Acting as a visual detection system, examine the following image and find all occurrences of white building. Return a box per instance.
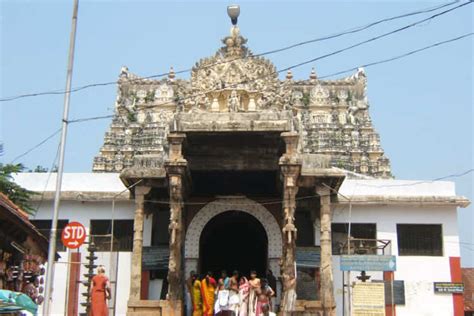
[14,172,469,316]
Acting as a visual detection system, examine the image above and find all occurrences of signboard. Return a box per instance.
[340,255,396,271]
[142,246,170,270]
[373,280,406,305]
[61,221,86,249]
[352,282,385,316]
[434,282,464,294]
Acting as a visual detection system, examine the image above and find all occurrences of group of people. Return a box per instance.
[187,270,277,316]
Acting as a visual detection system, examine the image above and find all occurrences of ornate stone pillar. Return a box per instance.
[316,185,336,316]
[164,133,187,310]
[129,185,151,302]
[279,132,301,314]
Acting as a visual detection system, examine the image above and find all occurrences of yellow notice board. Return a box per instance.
[353,282,385,316]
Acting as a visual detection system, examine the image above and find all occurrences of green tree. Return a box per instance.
[0,163,37,215]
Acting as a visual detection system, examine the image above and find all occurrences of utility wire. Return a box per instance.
[69,114,114,123]
[278,1,472,73]
[21,167,471,208]
[139,166,472,206]
[6,3,472,163]
[9,31,472,164]
[58,31,473,125]
[10,128,61,163]
[121,2,474,108]
[319,32,474,79]
[256,0,460,57]
[34,143,61,214]
[0,0,466,103]
[355,169,473,188]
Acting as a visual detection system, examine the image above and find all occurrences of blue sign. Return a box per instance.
[340,255,396,271]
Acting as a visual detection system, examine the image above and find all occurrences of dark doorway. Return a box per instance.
[199,211,268,278]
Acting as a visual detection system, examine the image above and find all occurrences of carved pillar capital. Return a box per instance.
[280,132,300,165]
[315,185,330,197]
[135,185,151,201]
[281,131,299,156]
[167,133,186,161]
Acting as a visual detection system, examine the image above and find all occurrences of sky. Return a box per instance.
[1,0,472,266]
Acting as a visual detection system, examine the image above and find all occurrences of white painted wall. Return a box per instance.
[14,173,464,316]
[31,199,136,316]
[330,204,460,316]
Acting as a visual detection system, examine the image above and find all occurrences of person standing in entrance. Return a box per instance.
[248,270,261,316]
[219,270,230,289]
[255,278,275,316]
[238,276,250,316]
[186,270,196,316]
[228,271,241,314]
[265,270,277,311]
[192,273,203,316]
[201,271,217,316]
[90,265,111,316]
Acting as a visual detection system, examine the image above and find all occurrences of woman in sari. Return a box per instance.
[238,276,250,316]
[192,274,203,316]
[201,272,217,316]
[228,271,241,314]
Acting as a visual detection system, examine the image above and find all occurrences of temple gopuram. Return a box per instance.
[92,5,392,316]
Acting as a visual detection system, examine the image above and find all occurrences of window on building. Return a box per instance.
[331,223,377,255]
[397,224,443,256]
[30,220,69,252]
[90,220,133,251]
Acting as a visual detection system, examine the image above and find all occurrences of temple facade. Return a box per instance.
[90,9,395,316]
[13,6,470,316]
[90,10,393,315]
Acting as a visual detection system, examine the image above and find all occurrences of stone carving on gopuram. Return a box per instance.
[93,18,392,179]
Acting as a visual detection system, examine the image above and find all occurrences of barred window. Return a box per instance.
[332,223,377,255]
[90,220,133,251]
[30,220,69,252]
[397,224,442,256]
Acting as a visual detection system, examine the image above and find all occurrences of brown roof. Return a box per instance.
[0,192,50,258]
[463,268,474,311]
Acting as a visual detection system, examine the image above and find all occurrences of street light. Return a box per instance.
[227,5,240,25]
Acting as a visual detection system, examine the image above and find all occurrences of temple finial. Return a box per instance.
[168,66,175,81]
[310,67,318,81]
[227,5,240,26]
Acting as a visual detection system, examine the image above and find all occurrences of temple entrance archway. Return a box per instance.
[184,197,282,279]
[200,211,267,276]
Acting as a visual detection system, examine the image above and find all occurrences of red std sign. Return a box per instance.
[61,221,87,249]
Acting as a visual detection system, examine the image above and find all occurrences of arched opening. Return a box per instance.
[199,210,268,277]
